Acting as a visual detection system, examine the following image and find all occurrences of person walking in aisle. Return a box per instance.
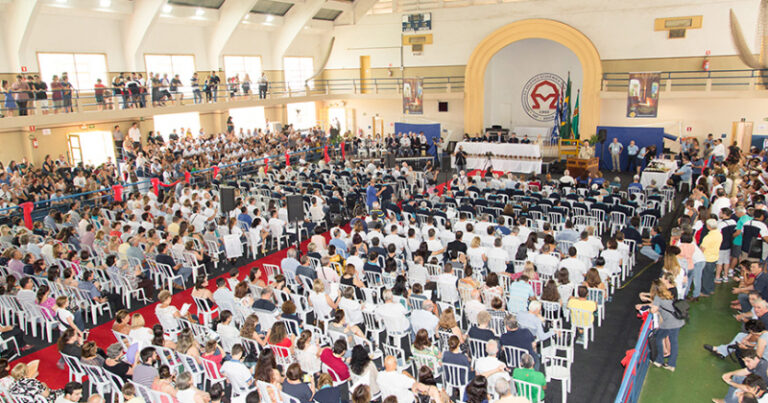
[608,137,623,172]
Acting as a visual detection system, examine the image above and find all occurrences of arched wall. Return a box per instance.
[464,19,602,138]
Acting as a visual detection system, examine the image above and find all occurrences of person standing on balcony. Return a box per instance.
[2,80,16,117]
[210,71,220,102]
[191,73,202,104]
[258,72,268,99]
[10,75,29,116]
[33,75,48,115]
[61,74,73,113]
[50,75,62,114]
[608,137,623,172]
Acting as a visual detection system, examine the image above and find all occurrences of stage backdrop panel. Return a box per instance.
[394,122,441,156]
[595,126,664,171]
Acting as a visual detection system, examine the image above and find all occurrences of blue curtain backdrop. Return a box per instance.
[595,126,665,171]
[393,123,441,156]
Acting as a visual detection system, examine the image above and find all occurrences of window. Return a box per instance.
[229,107,267,133]
[144,55,196,88]
[68,131,116,167]
[38,53,107,91]
[283,57,314,92]
[223,56,263,82]
[153,112,201,142]
[287,102,316,130]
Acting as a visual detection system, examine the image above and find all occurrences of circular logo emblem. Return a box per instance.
[521,73,566,122]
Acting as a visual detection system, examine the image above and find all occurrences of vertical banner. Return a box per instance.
[402,78,424,114]
[626,72,661,118]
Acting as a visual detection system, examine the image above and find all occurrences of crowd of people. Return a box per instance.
[1,120,762,403]
[0,71,271,118]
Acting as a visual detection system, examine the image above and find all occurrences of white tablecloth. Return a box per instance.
[456,141,541,157]
[653,159,678,170]
[453,142,542,174]
[464,157,542,174]
[641,171,672,188]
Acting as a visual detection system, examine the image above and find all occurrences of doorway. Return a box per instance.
[68,131,116,167]
[372,116,384,138]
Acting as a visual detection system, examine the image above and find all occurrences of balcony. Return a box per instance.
[602,68,768,93]
[0,76,465,129]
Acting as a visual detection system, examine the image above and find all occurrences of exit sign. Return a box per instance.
[88,124,95,129]
[21,66,27,73]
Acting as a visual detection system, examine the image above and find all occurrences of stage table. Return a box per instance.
[453,142,542,174]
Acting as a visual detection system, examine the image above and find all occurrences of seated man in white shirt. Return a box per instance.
[559,247,588,281]
[487,238,510,273]
[376,290,411,347]
[377,355,425,403]
[410,300,439,338]
[464,289,486,325]
[474,340,511,388]
[221,344,255,391]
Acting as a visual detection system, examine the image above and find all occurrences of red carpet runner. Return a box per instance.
[13,234,326,389]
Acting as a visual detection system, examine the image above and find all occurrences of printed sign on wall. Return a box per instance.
[403,78,423,115]
[521,73,565,122]
[627,72,661,118]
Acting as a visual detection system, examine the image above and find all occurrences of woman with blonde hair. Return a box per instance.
[307,279,338,321]
[128,313,153,347]
[663,245,686,299]
[9,363,53,403]
[467,236,487,269]
[437,307,465,344]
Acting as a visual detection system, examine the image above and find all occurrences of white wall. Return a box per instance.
[483,38,582,129]
[22,12,126,73]
[326,0,760,69]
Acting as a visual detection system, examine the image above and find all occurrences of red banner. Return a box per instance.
[264,157,269,173]
[20,202,34,230]
[184,171,191,183]
[112,185,123,202]
[212,166,220,179]
[151,178,181,196]
[341,142,346,159]
[324,145,330,163]
[285,151,290,166]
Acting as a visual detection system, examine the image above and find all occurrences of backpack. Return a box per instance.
[662,300,690,320]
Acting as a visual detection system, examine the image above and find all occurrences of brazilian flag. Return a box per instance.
[572,89,580,139]
[559,72,572,139]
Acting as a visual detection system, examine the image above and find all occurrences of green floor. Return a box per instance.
[639,283,743,402]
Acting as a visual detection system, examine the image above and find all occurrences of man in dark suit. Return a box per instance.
[446,230,468,259]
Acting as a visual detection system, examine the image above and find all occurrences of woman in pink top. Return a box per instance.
[35,285,56,319]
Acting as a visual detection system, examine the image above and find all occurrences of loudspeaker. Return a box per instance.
[441,154,452,172]
[598,129,607,143]
[445,141,457,154]
[220,186,236,214]
[438,102,448,112]
[286,195,304,223]
[385,153,396,168]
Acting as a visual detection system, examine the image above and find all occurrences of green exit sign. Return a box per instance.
[88,125,95,129]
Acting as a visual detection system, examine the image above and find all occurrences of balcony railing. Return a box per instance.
[0,76,464,118]
[602,68,768,92]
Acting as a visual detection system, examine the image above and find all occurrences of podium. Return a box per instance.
[566,157,599,178]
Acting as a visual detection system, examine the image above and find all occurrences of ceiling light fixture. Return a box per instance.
[162,4,173,13]
[266,14,274,22]
[195,8,205,16]
[55,0,67,4]
[99,0,111,7]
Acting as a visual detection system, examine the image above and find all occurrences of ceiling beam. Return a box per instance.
[4,0,41,72]
[122,0,165,71]
[272,0,326,65]
[208,0,260,69]
[352,0,377,23]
